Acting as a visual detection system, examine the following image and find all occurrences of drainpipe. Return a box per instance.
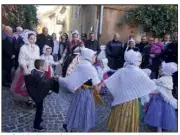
[98,5,104,41]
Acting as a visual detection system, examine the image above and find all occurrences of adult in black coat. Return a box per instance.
[2,26,16,87]
[85,33,101,55]
[141,37,155,69]
[106,33,124,70]
[136,36,148,53]
[36,27,54,55]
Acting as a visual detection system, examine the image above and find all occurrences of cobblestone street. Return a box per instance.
[2,86,156,132]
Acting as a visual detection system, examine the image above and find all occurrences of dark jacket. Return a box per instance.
[106,40,124,70]
[85,40,101,55]
[36,34,54,55]
[24,69,59,103]
[2,35,16,70]
[141,45,151,68]
[59,41,69,60]
[136,42,148,53]
[161,41,178,63]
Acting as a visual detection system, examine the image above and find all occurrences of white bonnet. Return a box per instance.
[124,50,142,66]
[71,30,79,37]
[161,61,177,76]
[80,48,96,61]
[128,39,136,46]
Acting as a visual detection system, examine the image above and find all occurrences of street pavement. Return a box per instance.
[2,86,157,132]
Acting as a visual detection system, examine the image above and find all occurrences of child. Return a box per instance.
[24,59,59,131]
[150,38,164,54]
[96,56,110,95]
[59,48,102,132]
[103,50,156,132]
[144,61,177,132]
[40,45,60,78]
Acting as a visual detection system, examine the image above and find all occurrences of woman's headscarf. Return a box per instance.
[125,39,136,51]
[161,61,177,76]
[71,30,79,38]
[124,49,142,66]
[20,29,36,44]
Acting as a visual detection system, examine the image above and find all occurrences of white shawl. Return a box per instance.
[154,76,177,109]
[104,65,156,106]
[59,60,101,93]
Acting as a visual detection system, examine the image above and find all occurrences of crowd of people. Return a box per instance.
[2,24,178,132]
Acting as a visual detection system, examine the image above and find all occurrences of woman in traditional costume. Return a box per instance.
[104,50,157,132]
[11,30,40,105]
[59,48,102,132]
[144,62,177,132]
[60,30,84,77]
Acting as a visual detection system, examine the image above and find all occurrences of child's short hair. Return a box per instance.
[34,59,45,69]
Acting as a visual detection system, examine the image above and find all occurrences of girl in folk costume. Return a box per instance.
[60,30,84,77]
[104,50,156,132]
[59,48,102,132]
[96,53,110,95]
[144,62,177,132]
[11,30,40,105]
[40,45,59,78]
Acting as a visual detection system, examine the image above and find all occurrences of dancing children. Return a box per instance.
[144,61,177,132]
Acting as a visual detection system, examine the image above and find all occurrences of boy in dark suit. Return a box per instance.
[24,59,59,131]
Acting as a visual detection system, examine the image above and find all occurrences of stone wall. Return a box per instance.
[100,5,144,45]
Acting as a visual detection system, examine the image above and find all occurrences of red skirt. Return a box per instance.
[45,65,52,79]
[11,67,28,97]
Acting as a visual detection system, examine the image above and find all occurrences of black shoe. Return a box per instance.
[63,124,68,132]
[34,126,45,131]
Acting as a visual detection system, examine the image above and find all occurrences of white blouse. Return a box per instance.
[18,44,40,74]
[40,54,59,71]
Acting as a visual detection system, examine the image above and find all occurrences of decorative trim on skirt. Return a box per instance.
[107,99,139,132]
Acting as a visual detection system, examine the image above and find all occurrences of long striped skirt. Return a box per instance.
[65,88,96,132]
[107,99,139,132]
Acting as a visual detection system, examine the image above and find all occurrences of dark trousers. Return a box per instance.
[34,101,43,128]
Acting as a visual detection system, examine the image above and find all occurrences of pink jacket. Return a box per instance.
[150,42,164,54]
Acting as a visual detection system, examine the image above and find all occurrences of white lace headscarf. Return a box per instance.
[124,49,142,67]
[20,29,36,44]
[161,61,177,76]
[125,39,136,52]
[71,30,79,38]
